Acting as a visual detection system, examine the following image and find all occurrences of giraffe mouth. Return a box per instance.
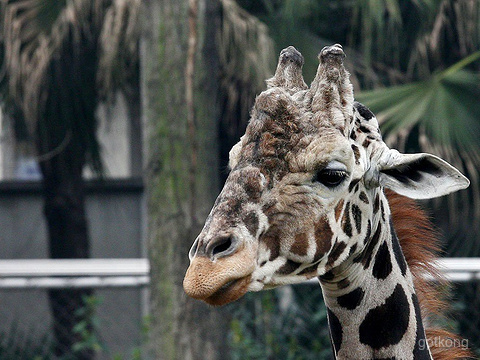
[184,242,257,306]
[203,275,251,306]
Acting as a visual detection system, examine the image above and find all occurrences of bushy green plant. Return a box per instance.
[0,323,54,360]
[71,295,104,356]
[0,294,104,360]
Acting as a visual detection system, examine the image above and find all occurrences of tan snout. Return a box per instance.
[183,240,256,306]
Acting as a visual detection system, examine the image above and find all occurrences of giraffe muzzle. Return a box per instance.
[183,241,257,306]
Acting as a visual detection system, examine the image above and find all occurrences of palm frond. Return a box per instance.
[219,0,274,94]
[348,0,480,83]
[1,0,140,134]
[218,0,275,139]
[407,0,480,78]
[357,53,480,236]
[349,0,406,66]
[97,0,141,100]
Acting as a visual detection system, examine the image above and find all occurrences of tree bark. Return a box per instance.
[37,30,98,360]
[141,0,230,358]
[39,130,93,360]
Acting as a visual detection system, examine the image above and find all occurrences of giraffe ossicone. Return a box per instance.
[183,44,469,359]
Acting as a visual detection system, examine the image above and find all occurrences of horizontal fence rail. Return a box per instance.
[0,258,479,289]
[0,259,149,289]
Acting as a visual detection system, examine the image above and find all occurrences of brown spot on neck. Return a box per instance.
[327,241,347,267]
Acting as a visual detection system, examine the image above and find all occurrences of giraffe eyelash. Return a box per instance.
[313,169,348,188]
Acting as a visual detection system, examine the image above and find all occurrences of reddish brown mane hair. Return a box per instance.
[386,189,474,360]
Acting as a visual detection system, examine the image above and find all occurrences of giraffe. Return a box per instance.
[183,44,472,359]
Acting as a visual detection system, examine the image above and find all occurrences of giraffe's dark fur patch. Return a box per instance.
[351,144,361,165]
[262,199,277,214]
[327,308,342,354]
[260,227,281,261]
[327,241,347,267]
[348,178,361,192]
[364,220,371,245]
[354,102,375,120]
[359,284,410,349]
[241,172,263,200]
[348,243,357,257]
[278,259,302,275]
[341,202,352,237]
[314,217,333,261]
[359,191,369,204]
[351,204,362,233]
[391,218,407,276]
[334,199,344,222]
[380,201,386,222]
[412,293,432,359]
[362,138,371,148]
[358,125,371,134]
[363,223,382,269]
[373,193,380,214]
[337,278,350,289]
[223,197,244,218]
[291,232,308,257]
[243,211,259,237]
[319,270,334,281]
[350,129,357,140]
[298,263,319,276]
[372,242,392,280]
[353,220,372,263]
[337,287,365,310]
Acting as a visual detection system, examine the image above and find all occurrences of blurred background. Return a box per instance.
[0,0,478,359]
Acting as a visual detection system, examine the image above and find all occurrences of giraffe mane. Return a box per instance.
[387,189,474,359]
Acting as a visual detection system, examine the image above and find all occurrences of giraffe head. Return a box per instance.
[183,45,469,306]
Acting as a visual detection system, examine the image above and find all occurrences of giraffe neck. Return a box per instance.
[320,193,433,360]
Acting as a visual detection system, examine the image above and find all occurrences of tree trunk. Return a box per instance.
[39,136,93,360]
[37,30,98,359]
[141,0,230,359]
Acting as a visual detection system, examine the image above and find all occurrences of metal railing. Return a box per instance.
[0,257,480,289]
[0,258,150,289]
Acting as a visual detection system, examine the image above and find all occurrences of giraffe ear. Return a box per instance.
[377,151,470,199]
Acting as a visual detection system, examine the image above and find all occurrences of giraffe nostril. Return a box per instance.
[208,235,238,259]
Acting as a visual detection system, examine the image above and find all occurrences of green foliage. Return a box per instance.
[229,286,331,360]
[451,282,480,355]
[0,295,152,360]
[357,53,480,150]
[110,315,153,360]
[72,295,104,355]
[0,295,104,360]
[32,0,68,34]
[356,53,480,245]
[0,323,54,359]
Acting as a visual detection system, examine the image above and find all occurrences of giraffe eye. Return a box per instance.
[313,169,347,187]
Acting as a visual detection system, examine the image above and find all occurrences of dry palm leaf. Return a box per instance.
[1,0,140,135]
